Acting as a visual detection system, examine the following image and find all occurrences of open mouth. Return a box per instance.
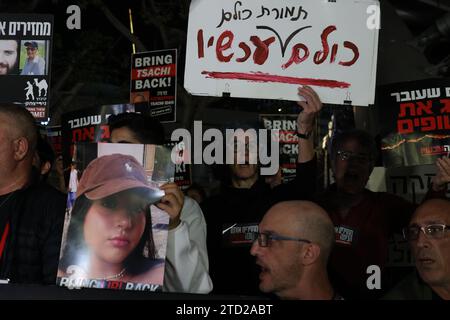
[256,261,270,277]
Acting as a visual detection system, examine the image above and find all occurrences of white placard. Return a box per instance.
[184,0,379,106]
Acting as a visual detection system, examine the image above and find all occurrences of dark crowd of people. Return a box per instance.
[0,86,449,300]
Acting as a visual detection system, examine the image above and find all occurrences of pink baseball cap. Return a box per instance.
[77,154,163,201]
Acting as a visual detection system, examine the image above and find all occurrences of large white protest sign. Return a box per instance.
[184,0,379,106]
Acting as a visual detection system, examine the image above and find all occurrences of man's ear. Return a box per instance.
[302,243,321,266]
[13,137,29,161]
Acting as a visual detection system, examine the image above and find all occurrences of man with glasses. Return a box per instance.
[294,88,450,299]
[250,200,340,300]
[202,88,320,296]
[21,41,45,75]
[384,199,450,300]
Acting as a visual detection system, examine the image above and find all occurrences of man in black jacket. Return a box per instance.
[202,86,320,296]
[0,104,66,284]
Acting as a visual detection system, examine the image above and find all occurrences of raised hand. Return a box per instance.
[296,85,323,134]
[432,157,450,192]
[157,182,185,229]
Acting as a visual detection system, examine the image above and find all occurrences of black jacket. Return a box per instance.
[0,181,66,284]
[201,159,316,295]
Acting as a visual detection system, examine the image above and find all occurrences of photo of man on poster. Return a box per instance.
[20,40,46,75]
[0,39,19,75]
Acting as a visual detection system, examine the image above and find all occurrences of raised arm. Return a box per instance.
[296,86,323,163]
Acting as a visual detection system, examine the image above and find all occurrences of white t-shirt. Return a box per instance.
[68,169,78,192]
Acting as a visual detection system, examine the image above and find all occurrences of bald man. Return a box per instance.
[250,200,340,300]
[0,104,66,284]
[384,199,450,300]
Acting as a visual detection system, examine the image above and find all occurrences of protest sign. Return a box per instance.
[130,49,177,122]
[0,14,53,120]
[57,142,173,292]
[379,79,450,167]
[184,0,379,106]
[260,114,298,183]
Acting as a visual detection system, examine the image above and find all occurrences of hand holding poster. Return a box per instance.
[184,0,379,106]
[57,143,174,292]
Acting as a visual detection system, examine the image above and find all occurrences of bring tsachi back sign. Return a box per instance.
[184,0,379,106]
[130,49,177,122]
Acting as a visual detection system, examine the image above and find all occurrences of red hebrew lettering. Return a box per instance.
[440,99,450,113]
[416,100,433,115]
[236,42,251,62]
[397,119,414,134]
[313,25,336,64]
[437,115,443,129]
[216,30,234,62]
[330,44,338,63]
[100,125,110,140]
[82,127,95,141]
[445,115,450,129]
[420,117,436,131]
[207,36,214,48]
[72,129,81,142]
[250,36,276,65]
[282,43,309,69]
[197,29,204,58]
[399,102,416,117]
[339,41,359,66]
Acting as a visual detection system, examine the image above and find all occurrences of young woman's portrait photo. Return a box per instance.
[57,153,167,289]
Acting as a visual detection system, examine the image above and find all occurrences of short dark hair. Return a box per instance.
[0,103,38,152]
[330,129,378,164]
[59,192,157,276]
[36,135,55,180]
[108,112,165,145]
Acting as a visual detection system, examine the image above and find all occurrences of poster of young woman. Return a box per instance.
[56,143,174,292]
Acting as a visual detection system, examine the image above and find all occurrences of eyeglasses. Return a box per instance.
[403,224,450,241]
[26,47,36,51]
[336,150,372,162]
[254,232,311,248]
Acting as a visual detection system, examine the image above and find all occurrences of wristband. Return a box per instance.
[296,131,312,139]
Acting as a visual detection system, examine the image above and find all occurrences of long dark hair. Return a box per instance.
[59,191,158,276]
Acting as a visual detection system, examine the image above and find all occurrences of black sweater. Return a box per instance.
[0,181,66,284]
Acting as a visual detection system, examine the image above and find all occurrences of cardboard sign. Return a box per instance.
[185,0,379,106]
[130,49,177,122]
[379,79,450,168]
[0,14,53,120]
